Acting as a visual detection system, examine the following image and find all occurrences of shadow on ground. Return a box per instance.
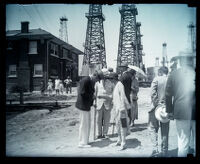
[126,138,141,149]
[130,123,148,132]
[168,148,178,157]
[154,148,178,157]
[90,138,116,148]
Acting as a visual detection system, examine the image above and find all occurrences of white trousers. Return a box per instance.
[78,109,91,145]
[176,119,196,157]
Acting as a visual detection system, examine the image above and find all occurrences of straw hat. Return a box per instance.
[155,104,170,123]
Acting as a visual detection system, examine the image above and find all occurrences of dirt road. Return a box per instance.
[6,88,178,157]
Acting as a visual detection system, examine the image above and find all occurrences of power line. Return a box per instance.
[21,5,40,28]
[33,4,50,32]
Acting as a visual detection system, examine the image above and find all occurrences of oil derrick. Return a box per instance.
[116,4,141,74]
[136,22,145,72]
[59,16,68,43]
[83,4,107,74]
[188,22,196,53]
[161,43,168,67]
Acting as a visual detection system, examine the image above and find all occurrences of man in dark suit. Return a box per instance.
[76,70,103,148]
[165,54,196,157]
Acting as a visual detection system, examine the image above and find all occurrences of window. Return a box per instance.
[62,48,69,59]
[29,41,38,54]
[8,65,17,77]
[33,64,43,77]
[50,43,58,57]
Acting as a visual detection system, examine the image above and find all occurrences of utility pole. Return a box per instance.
[59,16,68,43]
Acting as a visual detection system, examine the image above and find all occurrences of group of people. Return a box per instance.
[148,53,196,157]
[46,76,72,96]
[75,53,196,157]
[75,66,139,150]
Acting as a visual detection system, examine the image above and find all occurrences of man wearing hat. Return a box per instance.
[75,70,103,148]
[165,53,196,157]
[94,68,114,139]
[148,66,170,157]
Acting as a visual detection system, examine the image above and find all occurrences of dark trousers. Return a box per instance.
[127,109,131,124]
[148,110,170,156]
[66,85,72,93]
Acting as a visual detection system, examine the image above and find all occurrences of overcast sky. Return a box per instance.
[6,4,196,70]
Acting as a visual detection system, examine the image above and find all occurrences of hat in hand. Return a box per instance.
[155,104,170,123]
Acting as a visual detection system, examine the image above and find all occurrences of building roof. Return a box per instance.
[6,28,84,55]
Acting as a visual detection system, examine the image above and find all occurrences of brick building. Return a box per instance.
[6,21,84,92]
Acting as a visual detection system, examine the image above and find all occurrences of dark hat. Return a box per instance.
[170,61,177,69]
[108,67,114,72]
[94,70,104,80]
[109,72,118,80]
[127,68,136,75]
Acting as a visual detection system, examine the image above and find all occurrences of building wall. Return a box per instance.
[29,39,46,91]
[6,35,80,93]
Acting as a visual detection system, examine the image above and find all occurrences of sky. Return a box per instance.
[6,4,196,70]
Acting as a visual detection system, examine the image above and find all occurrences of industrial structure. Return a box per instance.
[116,4,145,74]
[161,42,168,67]
[170,22,196,68]
[59,16,68,43]
[188,22,196,54]
[81,4,107,75]
[155,57,159,67]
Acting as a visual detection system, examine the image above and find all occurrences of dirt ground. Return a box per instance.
[6,87,179,158]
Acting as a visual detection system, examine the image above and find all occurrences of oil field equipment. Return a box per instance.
[81,4,107,76]
[116,4,145,75]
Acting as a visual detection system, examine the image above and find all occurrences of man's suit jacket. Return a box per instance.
[149,75,168,112]
[75,76,95,111]
[165,67,196,120]
[95,79,114,110]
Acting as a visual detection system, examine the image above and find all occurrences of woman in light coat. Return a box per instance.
[112,80,131,150]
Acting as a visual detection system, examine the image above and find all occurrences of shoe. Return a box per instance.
[115,141,121,146]
[78,144,91,148]
[104,135,109,139]
[126,130,131,136]
[130,122,135,127]
[97,135,102,139]
[119,143,127,150]
[189,147,194,154]
[101,135,105,138]
[150,150,159,157]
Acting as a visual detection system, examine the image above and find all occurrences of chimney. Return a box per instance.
[21,21,29,33]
